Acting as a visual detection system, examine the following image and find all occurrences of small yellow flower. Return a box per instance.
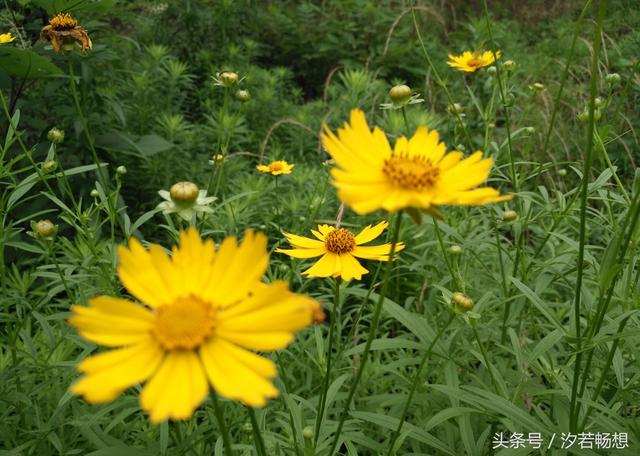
[40,12,92,53]
[69,228,318,422]
[321,109,511,215]
[276,221,404,281]
[256,160,294,176]
[0,32,15,44]
[447,50,501,73]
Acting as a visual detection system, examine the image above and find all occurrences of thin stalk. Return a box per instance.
[481,0,518,193]
[385,312,456,455]
[471,322,500,395]
[410,7,473,149]
[211,392,234,455]
[248,407,267,456]
[326,211,403,456]
[540,0,594,161]
[313,278,340,446]
[569,0,607,432]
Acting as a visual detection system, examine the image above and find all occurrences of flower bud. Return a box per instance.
[389,84,412,105]
[219,71,238,86]
[31,219,58,240]
[594,97,603,108]
[47,127,65,144]
[452,292,474,311]
[447,103,464,115]
[557,168,567,177]
[170,181,199,204]
[577,110,589,123]
[605,72,621,86]
[42,160,58,174]
[90,189,100,198]
[532,82,545,92]
[503,60,516,71]
[502,210,518,222]
[116,165,127,176]
[524,126,535,134]
[302,426,314,440]
[448,245,463,255]
[486,66,497,75]
[235,89,250,102]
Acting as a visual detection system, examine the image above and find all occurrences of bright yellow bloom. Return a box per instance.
[276,221,404,281]
[40,13,92,53]
[321,109,511,215]
[0,32,15,44]
[256,160,294,176]
[69,228,317,422]
[447,50,501,73]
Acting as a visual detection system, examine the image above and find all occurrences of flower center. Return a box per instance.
[153,295,215,350]
[383,155,440,190]
[270,162,283,172]
[50,13,78,30]
[325,228,356,254]
[467,58,484,67]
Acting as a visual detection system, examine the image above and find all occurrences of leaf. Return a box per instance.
[0,47,62,78]
[511,277,565,333]
[32,0,115,14]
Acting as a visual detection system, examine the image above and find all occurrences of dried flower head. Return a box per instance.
[40,13,92,54]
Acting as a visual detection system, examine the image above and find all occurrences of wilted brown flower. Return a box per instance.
[40,13,92,53]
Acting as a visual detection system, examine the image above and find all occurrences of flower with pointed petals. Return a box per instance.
[69,228,318,422]
[276,221,404,281]
[256,160,294,176]
[40,13,92,53]
[447,50,501,73]
[321,109,511,215]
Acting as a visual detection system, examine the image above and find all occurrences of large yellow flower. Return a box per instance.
[256,160,294,176]
[69,228,318,422]
[447,50,501,73]
[321,109,511,214]
[276,221,404,281]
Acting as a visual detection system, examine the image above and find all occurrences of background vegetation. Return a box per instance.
[1,0,639,454]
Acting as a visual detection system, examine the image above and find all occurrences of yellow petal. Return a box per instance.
[352,243,405,260]
[282,232,325,249]
[275,247,326,259]
[140,351,209,422]
[69,296,153,347]
[354,221,388,245]
[337,253,369,281]
[302,252,339,277]
[71,338,163,403]
[200,338,278,407]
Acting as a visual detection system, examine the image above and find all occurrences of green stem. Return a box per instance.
[313,278,340,446]
[326,211,403,456]
[248,407,267,456]
[471,322,500,395]
[385,312,456,455]
[569,0,607,432]
[211,392,234,455]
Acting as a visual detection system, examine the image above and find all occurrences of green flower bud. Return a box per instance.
[448,245,463,255]
[116,165,127,176]
[594,97,603,108]
[47,127,65,144]
[389,84,412,105]
[236,89,250,102]
[302,426,314,440]
[90,189,100,198]
[219,71,238,87]
[524,126,535,134]
[486,66,497,75]
[452,292,474,311]
[447,103,464,115]
[42,160,58,174]
[503,60,516,71]
[605,72,621,85]
[170,181,199,204]
[31,219,58,240]
[557,168,568,177]
[502,210,518,222]
[532,82,545,92]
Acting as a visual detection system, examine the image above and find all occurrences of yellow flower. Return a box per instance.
[0,32,15,44]
[321,109,511,215]
[40,13,92,53]
[276,221,404,281]
[256,160,294,176]
[447,50,501,73]
[69,228,317,422]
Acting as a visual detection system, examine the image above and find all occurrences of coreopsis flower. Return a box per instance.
[0,32,15,44]
[276,221,404,281]
[40,13,92,53]
[447,50,501,73]
[256,160,294,176]
[69,228,318,422]
[157,181,215,221]
[321,109,511,215]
